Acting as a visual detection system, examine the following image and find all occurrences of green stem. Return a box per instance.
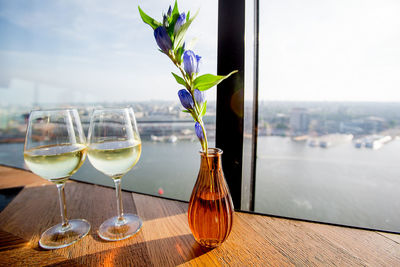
[166,51,213,189]
[199,119,208,153]
[168,52,209,156]
[169,54,191,91]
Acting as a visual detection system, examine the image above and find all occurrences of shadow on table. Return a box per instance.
[1,181,209,266]
[0,187,23,212]
[45,234,213,267]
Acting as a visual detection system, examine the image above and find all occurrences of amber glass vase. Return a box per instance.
[188,148,234,248]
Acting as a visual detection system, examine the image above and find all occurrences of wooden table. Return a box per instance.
[0,165,399,266]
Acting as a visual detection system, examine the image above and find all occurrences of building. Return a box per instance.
[290,108,310,135]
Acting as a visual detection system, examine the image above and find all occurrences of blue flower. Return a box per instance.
[178,89,194,110]
[163,14,168,27]
[154,26,172,53]
[174,13,186,34]
[194,89,205,105]
[183,50,201,76]
[195,122,204,141]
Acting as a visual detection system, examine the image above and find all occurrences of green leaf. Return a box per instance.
[200,100,207,117]
[167,13,179,37]
[167,1,180,40]
[168,0,179,23]
[172,0,179,18]
[186,37,198,51]
[171,72,186,87]
[173,10,198,50]
[182,109,196,121]
[194,70,238,91]
[138,6,162,30]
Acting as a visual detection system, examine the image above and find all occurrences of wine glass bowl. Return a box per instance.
[87,107,142,241]
[24,109,90,249]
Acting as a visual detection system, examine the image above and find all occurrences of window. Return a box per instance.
[0,0,218,201]
[255,0,400,232]
[2,0,398,234]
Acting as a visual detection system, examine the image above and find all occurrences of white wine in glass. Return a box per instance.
[87,108,142,241]
[24,109,90,249]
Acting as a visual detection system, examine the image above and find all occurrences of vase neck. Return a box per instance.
[200,148,223,171]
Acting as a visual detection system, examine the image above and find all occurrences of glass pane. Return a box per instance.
[256,0,400,232]
[0,0,217,201]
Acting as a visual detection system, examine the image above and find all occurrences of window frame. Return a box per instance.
[222,0,400,235]
[216,0,259,211]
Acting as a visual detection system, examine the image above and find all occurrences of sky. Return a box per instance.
[0,0,399,105]
[259,0,400,102]
[0,0,218,105]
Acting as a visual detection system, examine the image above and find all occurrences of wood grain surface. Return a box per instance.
[0,165,399,266]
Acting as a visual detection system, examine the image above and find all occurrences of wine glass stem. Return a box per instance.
[56,183,70,230]
[113,177,125,223]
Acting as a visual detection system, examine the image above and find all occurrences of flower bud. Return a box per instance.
[194,89,205,105]
[174,13,186,34]
[178,89,194,110]
[163,14,168,27]
[154,26,172,53]
[183,50,201,76]
[167,6,172,17]
[195,55,201,73]
[195,122,204,141]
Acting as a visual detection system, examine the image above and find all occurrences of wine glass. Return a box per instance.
[23,109,90,249]
[87,107,142,241]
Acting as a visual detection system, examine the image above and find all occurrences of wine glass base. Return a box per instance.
[98,214,142,241]
[39,219,91,249]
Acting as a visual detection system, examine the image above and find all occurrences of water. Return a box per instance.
[255,136,400,232]
[76,141,200,201]
[1,137,399,232]
[0,141,200,201]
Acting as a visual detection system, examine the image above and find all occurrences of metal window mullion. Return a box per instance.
[216,0,246,209]
[241,0,259,211]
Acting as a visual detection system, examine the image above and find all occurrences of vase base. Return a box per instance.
[196,238,223,248]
